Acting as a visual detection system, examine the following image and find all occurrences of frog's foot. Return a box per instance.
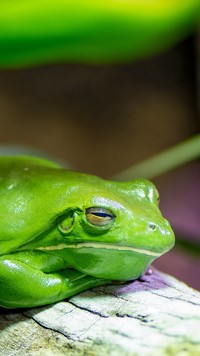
[144,266,154,276]
[137,265,154,282]
[0,258,111,309]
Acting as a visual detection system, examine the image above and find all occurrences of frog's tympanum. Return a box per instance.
[0,156,175,308]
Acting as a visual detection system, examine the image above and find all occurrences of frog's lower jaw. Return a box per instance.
[36,242,162,258]
[37,243,160,281]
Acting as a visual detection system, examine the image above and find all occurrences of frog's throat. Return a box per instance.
[36,243,162,257]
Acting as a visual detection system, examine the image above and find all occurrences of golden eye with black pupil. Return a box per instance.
[86,207,115,227]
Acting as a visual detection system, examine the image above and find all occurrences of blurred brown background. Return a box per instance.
[0,35,199,289]
[0,37,198,176]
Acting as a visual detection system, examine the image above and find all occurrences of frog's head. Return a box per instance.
[0,158,175,281]
[44,177,174,280]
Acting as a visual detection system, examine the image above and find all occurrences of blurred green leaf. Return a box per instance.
[0,0,199,67]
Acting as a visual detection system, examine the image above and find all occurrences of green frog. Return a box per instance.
[0,156,175,308]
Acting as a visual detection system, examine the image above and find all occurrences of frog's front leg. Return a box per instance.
[0,251,110,309]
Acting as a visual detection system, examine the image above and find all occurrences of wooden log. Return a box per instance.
[0,269,200,355]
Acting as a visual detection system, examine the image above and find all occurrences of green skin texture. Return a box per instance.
[0,1,199,67]
[0,156,175,309]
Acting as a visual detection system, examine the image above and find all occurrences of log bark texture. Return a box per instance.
[0,269,200,356]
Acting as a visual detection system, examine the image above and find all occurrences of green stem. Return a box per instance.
[175,236,200,258]
[112,134,200,180]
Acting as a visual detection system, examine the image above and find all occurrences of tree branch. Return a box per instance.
[1,269,200,355]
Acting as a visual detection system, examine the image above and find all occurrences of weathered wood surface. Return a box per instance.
[0,269,200,356]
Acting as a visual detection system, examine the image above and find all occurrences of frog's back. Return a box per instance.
[0,155,61,171]
[0,155,106,255]
[0,156,72,254]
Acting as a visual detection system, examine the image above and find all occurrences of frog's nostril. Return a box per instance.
[148,223,157,231]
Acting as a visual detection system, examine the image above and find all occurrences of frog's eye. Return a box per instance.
[86,207,115,227]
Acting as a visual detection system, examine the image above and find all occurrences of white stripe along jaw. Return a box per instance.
[36,242,162,257]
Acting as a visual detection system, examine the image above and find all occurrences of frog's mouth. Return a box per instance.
[36,242,162,257]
